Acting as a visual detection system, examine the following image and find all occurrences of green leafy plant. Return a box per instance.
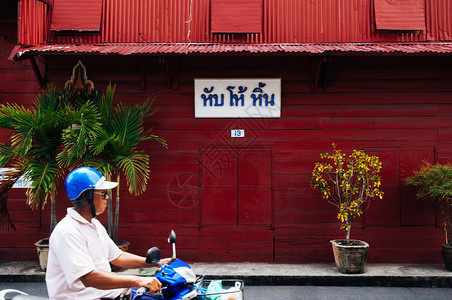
[310,144,384,241]
[58,83,167,243]
[405,162,452,246]
[0,86,96,231]
[0,82,166,248]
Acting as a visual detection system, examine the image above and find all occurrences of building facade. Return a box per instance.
[1,0,452,263]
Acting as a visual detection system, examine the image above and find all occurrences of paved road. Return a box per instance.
[1,282,452,299]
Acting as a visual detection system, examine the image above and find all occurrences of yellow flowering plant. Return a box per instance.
[310,144,384,241]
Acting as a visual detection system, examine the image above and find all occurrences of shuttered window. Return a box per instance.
[374,0,426,30]
[211,0,262,33]
[50,0,103,31]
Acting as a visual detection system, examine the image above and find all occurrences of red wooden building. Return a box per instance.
[1,0,452,264]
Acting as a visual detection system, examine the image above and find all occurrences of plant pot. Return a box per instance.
[110,240,130,272]
[34,238,50,271]
[116,240,130,252]
[330,239,369,274]
[441,244,452,271]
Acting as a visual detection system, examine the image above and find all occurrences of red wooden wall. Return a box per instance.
[1,0,452,264]
[0,0,42,261]
[2,51,451,263]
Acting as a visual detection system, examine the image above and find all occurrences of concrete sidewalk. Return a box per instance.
[0,261,451,287]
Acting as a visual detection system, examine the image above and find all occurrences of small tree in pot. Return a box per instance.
[405,162,452,271]
[310,143,384,273]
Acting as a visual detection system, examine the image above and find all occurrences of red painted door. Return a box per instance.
[199,147,273,261]
[364,147,436,227]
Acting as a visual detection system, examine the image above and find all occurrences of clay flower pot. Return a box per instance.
[330,239,369,274]
[34,238,50,271]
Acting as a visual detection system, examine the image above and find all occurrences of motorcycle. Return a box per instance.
[132,230,244,300]
[0,230,244,300]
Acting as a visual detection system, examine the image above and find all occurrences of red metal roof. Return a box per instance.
[18,0,452,46]
[10,43,452,60]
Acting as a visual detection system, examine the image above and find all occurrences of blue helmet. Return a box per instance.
[65,167,118,204]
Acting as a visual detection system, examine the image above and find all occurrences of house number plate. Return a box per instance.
[231,129,245,137]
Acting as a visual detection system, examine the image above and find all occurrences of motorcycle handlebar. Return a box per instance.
[136,282,168,296]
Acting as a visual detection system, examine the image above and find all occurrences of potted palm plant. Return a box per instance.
[58,83,167,250]
[310,143,384,274]
[405,162,452,271]
[0,82,165,270]
[0,86,97,269]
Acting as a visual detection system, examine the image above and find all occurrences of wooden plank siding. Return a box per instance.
[1,51,450,263]
[2,0,452,263]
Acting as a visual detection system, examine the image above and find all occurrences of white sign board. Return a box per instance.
[0,168,32,188]
[195,78,281,118]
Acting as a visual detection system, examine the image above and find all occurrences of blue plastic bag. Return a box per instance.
[131,259,196,300]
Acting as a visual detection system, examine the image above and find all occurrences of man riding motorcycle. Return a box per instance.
[46,167,170,300]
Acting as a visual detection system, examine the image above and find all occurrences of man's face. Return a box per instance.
[93,190,109,215]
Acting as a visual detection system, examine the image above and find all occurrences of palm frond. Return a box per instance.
[90,160,116,181]
[88,125,113,156]
[25,160,61,209]
[0,104,36,155]
[139,95,160,118]
[116,152,150,195]
[111,103,142,149]
[0,104,31,129]
[58,101,102,167]
[140,130,168,149]
[0,143,15,167]
[34,86,59,113]
[101,84,115,122]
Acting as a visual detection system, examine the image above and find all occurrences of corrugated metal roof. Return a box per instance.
[11,42,452,60]
[18,0,452,46]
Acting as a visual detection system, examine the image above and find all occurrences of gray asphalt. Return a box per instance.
[1,282,452,300]
[1,261,452,299]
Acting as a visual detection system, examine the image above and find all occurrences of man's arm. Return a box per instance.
[80,269,161,293]
[110,251,172,269]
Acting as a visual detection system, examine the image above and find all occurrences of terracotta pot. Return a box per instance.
[441,244,452,271]
[34,238,50,271]
[117,240,130,252]
[330,239,369,274]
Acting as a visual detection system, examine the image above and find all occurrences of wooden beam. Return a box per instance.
[140,57,147,90]
[29,56,46,89]
[165,57,180,90]
[311,56,328,91]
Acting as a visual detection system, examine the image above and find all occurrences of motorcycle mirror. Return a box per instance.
[168,230,176,244]
[145,246,162,264]
[168,230,177,258]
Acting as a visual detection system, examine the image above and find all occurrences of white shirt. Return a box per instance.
[46,208,123,300]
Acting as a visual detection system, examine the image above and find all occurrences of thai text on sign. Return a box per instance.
[194,79,281,118]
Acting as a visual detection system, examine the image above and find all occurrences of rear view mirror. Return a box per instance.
[168,230,176,244]
[168,230,177,258]
[145,246,162,264]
